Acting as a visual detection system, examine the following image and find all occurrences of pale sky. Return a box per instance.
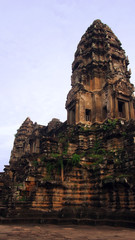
[0,0,135,171]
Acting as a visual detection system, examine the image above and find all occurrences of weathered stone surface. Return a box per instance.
[66,19,135,125]
[47,118,63,133]
[0,20,135,224]
[1,224,135,240]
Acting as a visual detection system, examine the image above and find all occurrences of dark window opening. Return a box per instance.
[118,101,125,118]
[103,106,107,120]
[85,109,91,121]
[29,140,33,154]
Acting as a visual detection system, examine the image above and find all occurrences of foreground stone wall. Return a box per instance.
[1,119,135,221]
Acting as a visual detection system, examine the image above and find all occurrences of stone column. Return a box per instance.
[91,93,96,123]
[67,110,69,125]
[125,102,130,120]
[79,96,85,123]
[107,86,114,119]
[95,93,102,122]
[75,100,79,124]
[129,101,135,120]
[94,77,101,90]
[114,97,119,118]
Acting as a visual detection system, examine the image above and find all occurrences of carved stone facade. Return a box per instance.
[66,20,135,125]
[0,20,135,225]
[10,118,44,164]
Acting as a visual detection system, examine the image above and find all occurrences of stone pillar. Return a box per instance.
[67,110,69,125]
[79,97,85,123]
[95,93,102,122]
[110,95,114,118]
[107,86,113,119]
[35,139,40,153]
[125,102,130,120]
[129,101,135,120]
[94,77,101,90]
[75,100,79,124]
[68,111,71,125]
[78,99,81,123]
[112,94,116,118]
[114,97,119,118]
[91,93,96,123]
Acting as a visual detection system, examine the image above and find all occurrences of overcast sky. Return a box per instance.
[0,0,135,171]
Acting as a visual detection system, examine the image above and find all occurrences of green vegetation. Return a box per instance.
[102,173,131,185]
[86,138,127,171]
[43,152,81,182]
[80,125,90,132]
[102,119,118,131]
[46,161,55,175]
[68,153,80,167]
[18,196,27,201]
[102,175,114,184]
[107,148,125,165]
[122,131,127,137]
[59,135,68,147]
[91,157,104,165]
[87,138,105,170]
[117,174,131,179]
[93,138,101,152]
[32,160,38,167]
[17,192,27,202]
[51,153,60,158]
[42,175,53,182]
[40,155,47,162]
[36,124,130,185]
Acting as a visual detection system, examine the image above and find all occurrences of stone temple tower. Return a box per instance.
[66,19,135,125]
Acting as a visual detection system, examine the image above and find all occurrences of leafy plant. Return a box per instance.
[42,175,52,182]
[51,153,60,158]
[102,119,117,131]
[93,138,102,153]
[117,174,131,179]
[122,132,127,137]
[46,162,55,175]
[67,154,81,168]
[103,174,113,179]
[102,175,114,183]
[80,126,90,132]
[71,154,80,166]
[18,196,27,201]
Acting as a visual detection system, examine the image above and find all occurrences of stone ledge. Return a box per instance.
[0,217,135,228]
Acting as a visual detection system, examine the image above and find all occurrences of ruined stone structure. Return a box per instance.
[0,20,135,225]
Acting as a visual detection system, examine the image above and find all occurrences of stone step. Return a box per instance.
[0,217,135,228]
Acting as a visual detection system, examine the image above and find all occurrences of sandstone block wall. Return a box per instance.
[1,119,135,221]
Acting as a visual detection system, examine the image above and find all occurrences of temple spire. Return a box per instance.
[66,20,135,125]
